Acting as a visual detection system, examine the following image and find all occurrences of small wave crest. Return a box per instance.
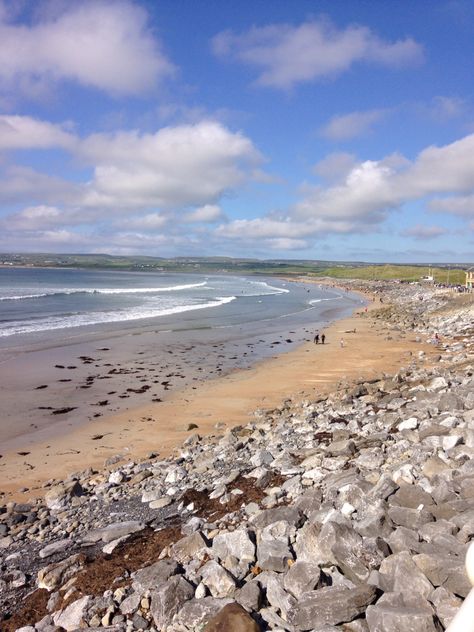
[309,296,342,305]
[0,281,208,301]
[0,295,236,337]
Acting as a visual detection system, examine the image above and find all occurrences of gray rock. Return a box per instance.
[171,597,234,630]
[80,520,145,544]
[150,575,194,628]
[39,539,72,559]
[366,591,437,632]
[386,526,421,554]
[368,474,399,501]
[264,574,296,619]
[414,552,471,597]
[171,531,209,563]
[37,554,85,591]
[235,581,262,611]
[200,560,236,597]
[294,521,336,566]
[257,539,293,572]
[213,529,256,563]
[429,585,462,628]
[387,505,434,530]
[119,591,140,615]
[287,585,376,630]
[44,481,83,511]
[283,561,321,599]
[354,504,394,538]
[251,507,303,529]
[389,484,434,509]
[53,596,90,631]
[330,524,383,583]
[149,496,172,509]
[132,558,179,594]
[378,551,434,598]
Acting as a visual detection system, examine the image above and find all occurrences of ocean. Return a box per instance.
[0,267,366,449]
[0,268,361,347]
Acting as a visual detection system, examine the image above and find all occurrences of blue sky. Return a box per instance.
[0,0,473,263]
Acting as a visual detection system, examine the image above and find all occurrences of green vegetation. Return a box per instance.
[0,253,469,285]
[310,264,466,285]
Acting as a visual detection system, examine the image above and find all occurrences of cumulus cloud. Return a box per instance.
[79,121,262,210]
[215,218,312,251]
[3,205,63,230]
[296,134,474,232]
[0,165,78,205]
[313,152,357,182]
[430,194,474,217]
[320,109,389,141]
[114,213,168,231]
[426,96,466,122]
[216,133,474,247]
[0,115,76,151]
[212,18,423,89]
[401,224,448,240]
[0,1,174,97]
[0,117,261,211]
[0,117,262,252]
[184,204,224,223]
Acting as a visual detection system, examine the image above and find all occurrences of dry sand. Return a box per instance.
[0,288,436,502]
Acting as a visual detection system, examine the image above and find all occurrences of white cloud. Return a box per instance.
[0,165,78,205]
[430,194,474,217]
[0,118,262,250]
[313,152,357,182]
[401,224,448,240]
[215,219,311,250]
[216,217,310,239]
[320,109,389,141]
[79,121,261,210]
[184,204,224,223]
[296,134,474,232]
[0,1,174,97]
[266,238,309,250]
[212,18,423,89]
[0,115,76,150]
[114,213,168,231]
[216,133,474,248]
[3,205,62,230]
[427,96,466,121]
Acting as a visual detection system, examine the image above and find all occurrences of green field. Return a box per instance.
[0,253,469,285]
[310,264,467,285]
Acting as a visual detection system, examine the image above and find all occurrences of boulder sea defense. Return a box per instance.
[1,280,473,630]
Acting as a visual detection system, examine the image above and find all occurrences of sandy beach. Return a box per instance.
[0,284,436,501]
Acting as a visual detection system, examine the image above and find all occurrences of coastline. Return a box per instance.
[0,283,434,501]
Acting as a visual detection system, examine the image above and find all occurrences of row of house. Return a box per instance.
[467,268,474,290]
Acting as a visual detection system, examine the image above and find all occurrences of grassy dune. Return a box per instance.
[312,265,466,285]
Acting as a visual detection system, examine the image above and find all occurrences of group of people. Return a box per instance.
[314,331,347,347]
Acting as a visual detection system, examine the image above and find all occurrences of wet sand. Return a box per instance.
[0,286,436,501]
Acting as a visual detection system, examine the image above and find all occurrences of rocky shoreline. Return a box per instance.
[1,281,473,631]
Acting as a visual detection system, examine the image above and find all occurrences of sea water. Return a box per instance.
[0,267,361,347]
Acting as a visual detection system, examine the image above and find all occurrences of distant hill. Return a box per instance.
[0,252,470,285]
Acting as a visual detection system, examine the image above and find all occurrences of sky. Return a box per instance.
[0,0,473,263]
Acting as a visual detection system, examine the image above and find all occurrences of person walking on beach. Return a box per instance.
[321,333,325,344]
[340,338,345,348]
[313,333,319,344]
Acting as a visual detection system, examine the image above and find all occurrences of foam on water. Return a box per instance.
[0,281,208,301]
[0,295,237,337]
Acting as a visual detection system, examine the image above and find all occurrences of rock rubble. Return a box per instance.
[1,281,473,631]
